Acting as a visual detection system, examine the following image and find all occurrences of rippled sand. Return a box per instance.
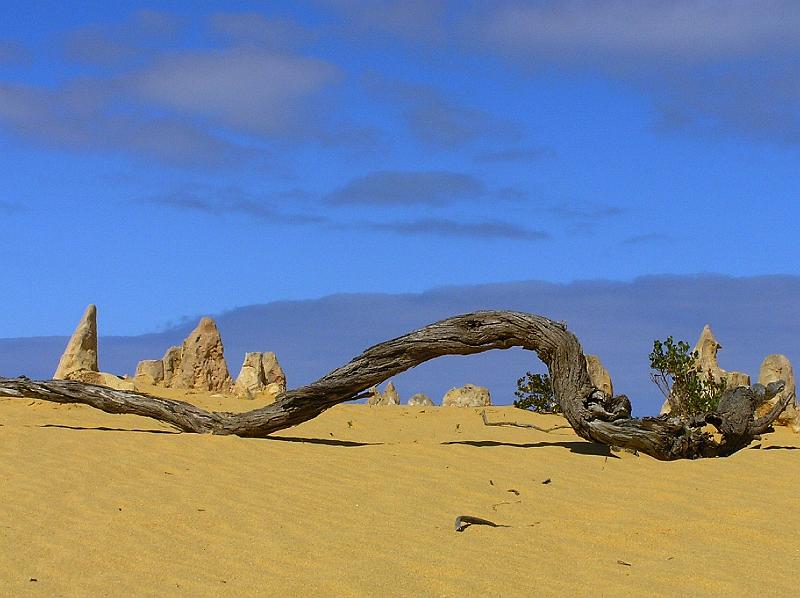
[1,394,798,596]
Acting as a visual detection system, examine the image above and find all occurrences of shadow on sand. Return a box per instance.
[266,435,381,447]
[442,439,616,457]
[762,445,800,451]
[41,423,179,435]
[39,424,381,446]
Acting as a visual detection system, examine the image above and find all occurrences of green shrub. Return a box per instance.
[514,336,726,417]
[514,372,559,413]
[649,336,726,416]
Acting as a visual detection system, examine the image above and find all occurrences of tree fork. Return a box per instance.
[0,311,792,460]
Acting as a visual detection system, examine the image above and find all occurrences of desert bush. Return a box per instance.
[649,336,726,416]
[514,371,560,413]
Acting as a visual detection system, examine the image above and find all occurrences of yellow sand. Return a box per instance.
[1,393,799,597]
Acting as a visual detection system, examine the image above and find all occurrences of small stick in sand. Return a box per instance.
[454,515,509,532]
[480,410,571,433]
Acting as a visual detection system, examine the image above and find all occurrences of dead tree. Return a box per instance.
[0,311,792,460]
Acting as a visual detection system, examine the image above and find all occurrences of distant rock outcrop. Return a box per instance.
[233,352,287,401]
[53,304,99,380]
[407,393,434,406]
[135,359,164,386]
[758,354,799,432]
[134,317,232,392]
[586,355,613,397]
[661,325,750,414]
[366,381,401,405]
[442,384,491,407]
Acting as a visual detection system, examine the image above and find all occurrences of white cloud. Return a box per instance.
[0,82,250,167]
[476,1,800,145]
[482,1,800,66]
[128,48,340,136]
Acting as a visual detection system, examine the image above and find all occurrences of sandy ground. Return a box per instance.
[1,392,799,597]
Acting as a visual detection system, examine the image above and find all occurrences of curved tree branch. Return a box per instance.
[0,311,792,460]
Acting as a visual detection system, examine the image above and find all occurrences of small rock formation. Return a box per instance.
[53,304,99,380]
[407,393,434,406]
[161,346,183,386]
[134,317,232,392]
[72,371,135,391]
[233,352,287,401]
[442,384,491,407]
[382,381,400,405]
[261,353,286,389]
[694,325,750,387]
[758,354,799,432]
[586,355,613,397]
[135,359,164,386]
[366,386,381,405]
[233,353,263,398]
[661,325,750,414]
[367,381,401,405]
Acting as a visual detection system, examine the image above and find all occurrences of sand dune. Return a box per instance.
[1,395,798,597]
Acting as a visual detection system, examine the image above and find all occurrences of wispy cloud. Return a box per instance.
[326,170,522,206]
[133,9,182,38]
[0,40,29,66]
[0,81,252,167]
[549,202,624,220]
[128,47,340,138]
[546,201,625,236]
[0,200,24,213]
[140,186,541,240]
[0,35,344,166]
[476,1,800,145]
[474,147,556,164]
[366,75,523,149]
[622,233,670,245]
[654,67,800,145]
[368,217,549,240]
[327,171,483,206]
[62,10,183,67]
[481,1,800,67]
[142,189,329,225]
[64,26,141,66]
[208,12,317,49]
[319,0,451,43]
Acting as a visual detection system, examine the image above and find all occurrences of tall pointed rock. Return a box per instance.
[53,304,99,380]
[694,325,722,378]
[172,317,232,392]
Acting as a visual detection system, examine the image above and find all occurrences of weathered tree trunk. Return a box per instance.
[0,311,792,460]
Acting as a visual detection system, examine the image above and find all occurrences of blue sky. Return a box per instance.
[1,1,798,338]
